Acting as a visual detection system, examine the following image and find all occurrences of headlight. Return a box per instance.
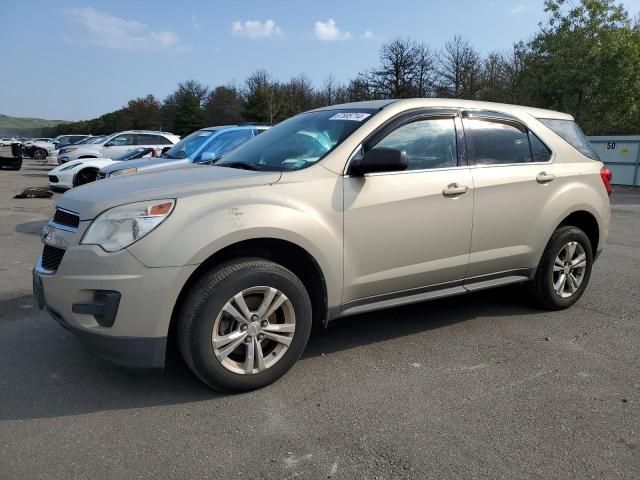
[60,162,81,171]
[110,167,137,177]
[81,199,175,252]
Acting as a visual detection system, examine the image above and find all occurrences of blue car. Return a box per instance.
[97,124,268,179]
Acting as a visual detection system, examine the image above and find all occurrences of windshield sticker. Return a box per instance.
[329,112,371,122]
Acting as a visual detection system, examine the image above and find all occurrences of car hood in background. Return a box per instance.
[57,165,282,220]
[99,156,188,174]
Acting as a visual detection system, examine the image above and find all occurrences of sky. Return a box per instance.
[2,0,640,121]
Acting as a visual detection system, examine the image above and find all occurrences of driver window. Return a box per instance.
[372,118,457,171]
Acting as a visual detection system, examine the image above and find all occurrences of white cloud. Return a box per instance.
[231,19,283,38]
[362,30,375,40]
[191,14,200,31]
[66,7,184,50]
[314,19,352,41]
[510,5,526,14]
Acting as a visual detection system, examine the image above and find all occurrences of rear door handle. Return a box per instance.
[442,183,469,197]
[536,171,555,184]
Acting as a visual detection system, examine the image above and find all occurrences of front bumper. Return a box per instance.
[33,243,197,369]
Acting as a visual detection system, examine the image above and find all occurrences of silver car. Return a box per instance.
[33,99,611,392]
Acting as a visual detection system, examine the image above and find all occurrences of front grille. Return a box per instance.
[48,175,59,183]
[52,208,79,229]
[42,245,65,271]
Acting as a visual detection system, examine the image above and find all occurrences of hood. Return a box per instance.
[57,165,282,220]
[99,156,185,174]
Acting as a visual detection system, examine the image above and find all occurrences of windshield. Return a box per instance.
[163,129,218,159]
[217,109,377,171]
[85,136,105,144]
[113,147,153,161]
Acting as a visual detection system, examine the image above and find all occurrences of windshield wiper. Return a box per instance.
[217,161,261,171]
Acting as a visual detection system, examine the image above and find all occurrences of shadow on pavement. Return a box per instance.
[0,286,539,421]
[15,219,48,236]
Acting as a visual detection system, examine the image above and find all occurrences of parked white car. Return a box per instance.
[57,130,179,164]
[48,147,159,190]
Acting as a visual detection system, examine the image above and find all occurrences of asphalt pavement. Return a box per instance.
[0,159,638,479]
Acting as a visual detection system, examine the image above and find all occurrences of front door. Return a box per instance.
[343,114,474,303]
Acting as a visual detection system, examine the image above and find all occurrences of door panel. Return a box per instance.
[463,114,560,277]
[467,164,560,277]
[343,168,474,302]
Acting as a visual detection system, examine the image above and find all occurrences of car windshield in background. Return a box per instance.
[538,118,598,160]
[114,147,153,161]
[85,136,105,144]
[163,129,217,159]
[217,109,377,171]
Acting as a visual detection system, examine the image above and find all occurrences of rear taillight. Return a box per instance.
[600,166,613,196]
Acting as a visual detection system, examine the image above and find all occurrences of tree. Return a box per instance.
[125,95,162,130]
[163,80,208,135]
[204,85,244,125]
[522,0,640,134]
[366,38,436,98]
[437,36,482,99]
[243,70,285,124]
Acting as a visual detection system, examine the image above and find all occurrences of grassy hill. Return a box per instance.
[0,114,70,136]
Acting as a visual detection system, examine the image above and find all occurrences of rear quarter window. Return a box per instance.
[538,118,598,160]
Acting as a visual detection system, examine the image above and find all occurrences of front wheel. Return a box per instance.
[528,226,593,310]
[73,168,98,187]
[178,259,312,392]
[33,148,47,160]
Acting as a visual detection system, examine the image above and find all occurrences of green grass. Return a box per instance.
[0,114,70,131]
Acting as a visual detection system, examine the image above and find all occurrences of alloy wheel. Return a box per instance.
[212,286,296,375]
[552,241,587,298]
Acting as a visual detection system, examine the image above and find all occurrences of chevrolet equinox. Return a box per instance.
[33,99,612,392]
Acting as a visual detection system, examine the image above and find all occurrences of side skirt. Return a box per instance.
[328,268,534,322]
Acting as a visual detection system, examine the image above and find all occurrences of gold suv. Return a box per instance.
[34,99,612,391]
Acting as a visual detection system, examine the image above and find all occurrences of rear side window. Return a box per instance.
[465,119,532,165]
[538,118,598,160]
[135,134,157,145]
[529,132,552,162]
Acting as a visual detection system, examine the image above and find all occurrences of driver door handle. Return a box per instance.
[442,183,469,197]
[536,171,555,184]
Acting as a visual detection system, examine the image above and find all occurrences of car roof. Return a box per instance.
[201,124,268,132]
[311,98,572,120]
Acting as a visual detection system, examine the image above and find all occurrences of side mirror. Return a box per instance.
[198,151,221,164]
[349,148,408,176]
[104,142,113,147]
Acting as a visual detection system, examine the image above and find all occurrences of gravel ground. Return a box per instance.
[0,159,638,479]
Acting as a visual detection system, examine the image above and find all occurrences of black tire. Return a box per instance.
[73,168,98,187]
[33,148,47,160]
[528,226,593,310]
[178,258,312,392]
[11,161,22,171]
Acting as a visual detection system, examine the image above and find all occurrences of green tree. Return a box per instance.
[204,85,245,125]
[522,0,640,134]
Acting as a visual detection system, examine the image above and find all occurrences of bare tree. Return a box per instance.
[437,36,482,99]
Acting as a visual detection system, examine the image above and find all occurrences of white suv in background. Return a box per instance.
[58,130,180,164]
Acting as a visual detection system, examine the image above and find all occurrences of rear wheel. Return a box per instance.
[33,148,47,160]
[178,259,312,392]
[73,168,99,187]
[528,226,593,310]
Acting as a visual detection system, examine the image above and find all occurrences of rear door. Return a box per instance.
[343,110,474,303]
[463,111,557,279]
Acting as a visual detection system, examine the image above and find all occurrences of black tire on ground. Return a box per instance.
[178,258,312,392]
[73,168,99,187]
[33,148,47,160]
[11,161,22,171]
[527,226,594,310]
